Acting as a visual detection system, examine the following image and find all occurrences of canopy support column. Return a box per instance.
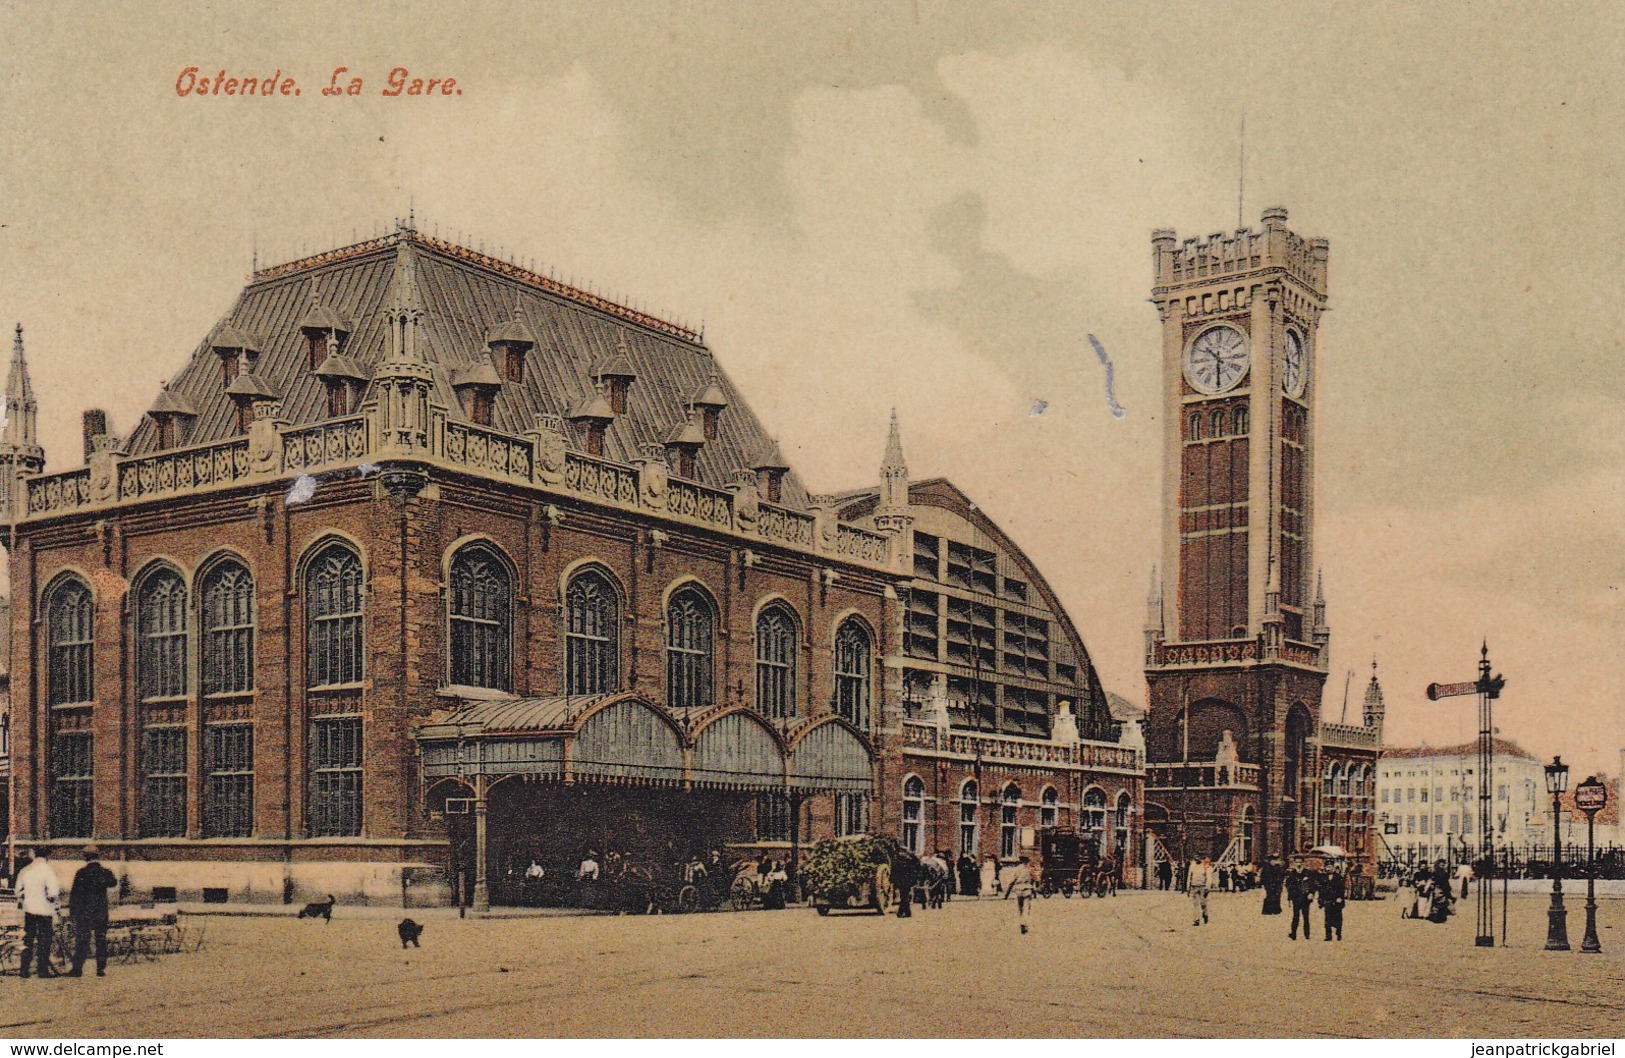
[473,774,490,912]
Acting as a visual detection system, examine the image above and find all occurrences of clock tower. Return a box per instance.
[1143,207,1332,862]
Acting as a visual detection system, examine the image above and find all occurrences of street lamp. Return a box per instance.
[1543,756,1570,951]
[1573,774,1607,954]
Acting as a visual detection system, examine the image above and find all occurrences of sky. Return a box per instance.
[1,0,1620,775]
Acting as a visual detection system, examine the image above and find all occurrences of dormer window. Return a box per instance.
[149,385,197,450]
[664,417,705,480]
[690,376,729,442]
[315,352,370,419]
[592,347,638,417]
[452,358,503,428]
[211,321,260,394]
[300,284,351,370]
[225,371,279,436]
[751,440,790,505]
[568,388,615,458]
[220,351,241,388]
[485,303,536,386]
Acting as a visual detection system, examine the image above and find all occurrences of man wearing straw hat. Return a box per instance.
[67,845,119,977]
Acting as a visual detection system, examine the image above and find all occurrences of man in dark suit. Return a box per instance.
[1285,857,1315,940]
[68,845,119,978]
[1260,855,1285,915]
[1319,863,1347,942]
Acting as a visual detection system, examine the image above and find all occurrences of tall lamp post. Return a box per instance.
[1574,774,1607,953]
[1543,756,1570,951]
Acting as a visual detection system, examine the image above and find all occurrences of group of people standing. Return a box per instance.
[11,844,120,979]
[1258,855,1347,940]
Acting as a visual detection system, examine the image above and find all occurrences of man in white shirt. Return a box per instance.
[576,851,600,882]
[15,846,63,978]
[1189,857,1217,927]
[1453,861,1474,900]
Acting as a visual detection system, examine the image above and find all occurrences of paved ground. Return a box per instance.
[3,890,1622,1038]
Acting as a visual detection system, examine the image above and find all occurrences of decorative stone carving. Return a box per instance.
[634,443,668,509]
[528,414,568,486]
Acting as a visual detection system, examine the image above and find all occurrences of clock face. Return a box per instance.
[1184,326,1250,395]
[1283,330,1308,398]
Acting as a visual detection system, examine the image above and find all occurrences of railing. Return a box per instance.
[1153,639,1258,667]
[563,452,639,506]
[18,407,894,570]
[444,421,532,482]
[834,524,890,565]
[900,720,1140,773]
[283,416,367,472]
[755,501,816,548]
[120,439,252,501]
[26,468,91,515]
[666,477,734,529]
[1146,761,1262,789]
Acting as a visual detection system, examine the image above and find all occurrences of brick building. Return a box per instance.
[1,223,1140,904]
[1141,208,1379,877]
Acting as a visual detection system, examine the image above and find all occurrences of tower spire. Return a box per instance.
[3,323,43,460]
[1362,656,1386,730]
[874,408,913,541]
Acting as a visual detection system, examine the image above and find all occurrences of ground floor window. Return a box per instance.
[309,716,362,837]
[206,723,254,837]
[140,726,188,838]
[1000,786,1020,859]
[902,776,924,854]
[1040,787,1058,829]
[834,793,867,837]
[50,730,94,839]
[958,782,979,856]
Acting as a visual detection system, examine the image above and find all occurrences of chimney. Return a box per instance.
[82,409,108,461]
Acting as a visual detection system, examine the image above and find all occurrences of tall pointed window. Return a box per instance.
[958,780,979,857]
[833,619,872,729]
[448,543,512,691]
[46,578,95,839]
[137,568,189,838]
[902,776,925,855]
[1000,784,1021,860]
[565,568,620,696]
[1041,786,1059,829]
[755,604,799,720]
[201,560,255,837]
[666,587,714,714]
[202,561,255,696]
[307,544,364,687]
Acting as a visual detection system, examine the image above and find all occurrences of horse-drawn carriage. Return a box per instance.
[1035,829,1114,898]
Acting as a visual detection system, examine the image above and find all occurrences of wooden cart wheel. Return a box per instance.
[872,863,897,913]
[677,885,699,914]
[729,877,754,911]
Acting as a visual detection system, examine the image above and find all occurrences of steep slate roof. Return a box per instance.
[126,230,810,506]
[1381,739,1538,762]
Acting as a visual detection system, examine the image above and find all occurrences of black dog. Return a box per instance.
[297,895,336,922]
[397,918,424,948]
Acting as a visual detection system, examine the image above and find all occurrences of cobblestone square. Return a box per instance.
[3,891,1621,1038]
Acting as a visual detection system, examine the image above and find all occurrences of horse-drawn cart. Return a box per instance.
[802,836,903,916]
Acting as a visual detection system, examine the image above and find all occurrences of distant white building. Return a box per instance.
[1376,739,1547,866]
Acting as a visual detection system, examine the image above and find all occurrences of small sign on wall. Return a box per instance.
[1021,826,1036,849]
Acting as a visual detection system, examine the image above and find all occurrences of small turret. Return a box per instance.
[874,409,911,535]
[371,238,435,458]
[1362,658,1385,731]
[2,324,45,473]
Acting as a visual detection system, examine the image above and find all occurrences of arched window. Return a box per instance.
[201,560,256,838]
[958,780,979,857]
[1040,786,1059,829]
[1000,784,1021,860]
[1234,405,1249,435]
[46,578,94,707]
[902,776,925,854]
[1115,792,1132,859]
[1082,787,1107,835]
[1188,412,1204,441]
[1239,805,1256,863]
[448,543,512,691]
[136,568,188,838]
[306,543,364,687]
[46,577,95,839]
[666,586,715,714]
[137,568,188,702]
[1210,409,1226,438]
[833,619,872,729]
[201,561,255,696]
[565,567,620,696]
[754,603,798,720]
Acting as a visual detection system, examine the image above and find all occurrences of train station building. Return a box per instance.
[0,222,1142,905]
